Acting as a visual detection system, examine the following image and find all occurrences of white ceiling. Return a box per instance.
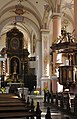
[0,0,74,50]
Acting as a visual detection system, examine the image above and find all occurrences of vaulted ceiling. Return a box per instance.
[0,0,74,51]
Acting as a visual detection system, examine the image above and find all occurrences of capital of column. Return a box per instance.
[36,39,41,42]
[51,12,61,19]
[41,29,50,33]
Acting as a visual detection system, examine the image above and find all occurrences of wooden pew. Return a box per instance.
[0,93,42,118]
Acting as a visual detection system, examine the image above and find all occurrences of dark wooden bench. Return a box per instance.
[0,111,36,118]
[0,93,42,118]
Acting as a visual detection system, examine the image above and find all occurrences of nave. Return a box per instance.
[30,94,77,119]
[0,93,76,119]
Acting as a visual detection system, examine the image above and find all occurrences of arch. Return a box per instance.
[0,16,41,40]
[0,5,42,28]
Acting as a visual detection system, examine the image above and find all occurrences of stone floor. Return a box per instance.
[28,95,77,119]
[2,93,76,119]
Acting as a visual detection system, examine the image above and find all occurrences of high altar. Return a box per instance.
[1,27,36,93]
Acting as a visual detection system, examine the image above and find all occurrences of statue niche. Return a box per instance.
[10,57,19,74]
[13,60,18,74]
[10,57,20,82]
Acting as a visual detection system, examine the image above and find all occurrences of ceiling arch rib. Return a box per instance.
[1,22,31,39]
[0,0,43,20]
[26,0,42,20]
[17,23,31,36]
[47,0,54,12]
[42,4,50,28]
[0,5,42,28]
[0,16,40,40]
[0,0,16,12]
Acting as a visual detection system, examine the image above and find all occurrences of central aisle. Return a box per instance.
[29,95,77,119]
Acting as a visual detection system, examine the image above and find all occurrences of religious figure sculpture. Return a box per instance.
[13,60,17,74]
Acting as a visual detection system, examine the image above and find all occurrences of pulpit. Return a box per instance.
[59,66,74,88]
[50,28,77,91]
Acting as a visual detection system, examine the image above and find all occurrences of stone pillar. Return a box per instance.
[51,13,61,93]
[71,0,77,92]
[74,0,77,38]
[36,39,42,88]
[41,29,50,94]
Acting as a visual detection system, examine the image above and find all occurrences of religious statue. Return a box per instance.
[13,60,17,74]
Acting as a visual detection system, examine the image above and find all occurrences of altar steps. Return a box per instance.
[0,93,36,118]
[0,93,25,107]
[0,111,36,118]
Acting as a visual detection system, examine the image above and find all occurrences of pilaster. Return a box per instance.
[41,29,50,94]
[36,39,42,88]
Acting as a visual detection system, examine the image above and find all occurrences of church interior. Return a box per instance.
[0,0,77,119]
